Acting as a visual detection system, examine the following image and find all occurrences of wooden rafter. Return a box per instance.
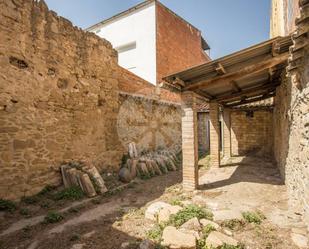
[225,92,275,107]
[215,82,280,102]
[184,54,288,91]
[230,80,241,93]
[215,63,226,75]
[195,90,214,100]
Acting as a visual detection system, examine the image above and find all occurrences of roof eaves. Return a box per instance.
[85,0,156,32]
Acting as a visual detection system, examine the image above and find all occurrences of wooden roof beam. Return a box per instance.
[184,53,288,91]
[195,90,214,100]
[230,80,241,93]
[226,92,275,107]
[215,63,226,75]
[215,82,280,102]
[173,77,185,87]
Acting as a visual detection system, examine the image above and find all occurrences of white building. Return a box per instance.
[86,0,210,85]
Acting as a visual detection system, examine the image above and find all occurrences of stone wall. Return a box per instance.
[284,0,309,228]
[0,0,182,200]
[231,110,274,157]
[118,94,181,154]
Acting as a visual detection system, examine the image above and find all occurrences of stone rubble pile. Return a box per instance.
[61,161,108,197]
[144,201,240,249]
[119,142,181,183]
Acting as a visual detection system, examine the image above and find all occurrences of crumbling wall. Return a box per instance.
[284,0,309,228]
[0,0,182,200]
[0,0,123,200]
[231,110,274,157]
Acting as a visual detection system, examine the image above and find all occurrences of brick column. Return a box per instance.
[223,108,231,158]
[181,92,198,190]
[209,102,220,167]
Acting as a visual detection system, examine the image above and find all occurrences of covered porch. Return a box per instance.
[163,36,292,190]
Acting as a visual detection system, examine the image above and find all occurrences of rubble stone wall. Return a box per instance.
[231,110,274,157]
[0,0,182,200]
[284,0,309,228]
[118,94,181,154]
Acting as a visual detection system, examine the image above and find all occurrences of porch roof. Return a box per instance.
[163,36,292,107]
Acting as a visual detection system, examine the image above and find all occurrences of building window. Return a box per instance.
[115,42,137,71]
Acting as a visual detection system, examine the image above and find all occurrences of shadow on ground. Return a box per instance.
[199,156,284,191]
[0,172,182,249]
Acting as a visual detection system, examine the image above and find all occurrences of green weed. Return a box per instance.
[169,205,213,227]
[221,219,246,231]
[43,211,64,224]
[20,208,31,217]
[242,211,265,225]
[0,199,16,212]
[147,223,166,242]
[53,186,84,201]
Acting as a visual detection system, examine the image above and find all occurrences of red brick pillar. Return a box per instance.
[223,108,231,159]
[181,92,198,190]
[209,102,220,167]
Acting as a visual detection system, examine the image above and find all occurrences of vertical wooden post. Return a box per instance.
[181,92,198,190]
[209,102,220,167]
[223,108,231,159]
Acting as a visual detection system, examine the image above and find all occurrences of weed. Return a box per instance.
[202,224,216,238]
[169,205,213,227]
[242,211,265,224]
[147,224,166,242]
[43,211,64,224]
[169,198,182,206]
[0,199,16,212]
[220,244,245,249]
[221,219,246,231]
[197,224,217,249]
[20,208,31,217]
[54,186,84,201]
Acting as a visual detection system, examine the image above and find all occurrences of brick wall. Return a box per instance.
[0,0,182,200]
[231,110,274,157]
[156,2,210,83]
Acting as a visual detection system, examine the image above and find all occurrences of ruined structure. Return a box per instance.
[163,0,309,229]
[0,0,181,200]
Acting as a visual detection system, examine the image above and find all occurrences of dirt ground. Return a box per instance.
[0,156,307,249]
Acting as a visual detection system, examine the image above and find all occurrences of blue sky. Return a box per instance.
[44,0,271,59]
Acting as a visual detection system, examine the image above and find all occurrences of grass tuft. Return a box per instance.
[53,186,84,201]
[169,204,213,227]
[0,199,16,212]
[43,211,64,224]
[221,219,246,231]
[242,211,265,225]
[146,223,166,242]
